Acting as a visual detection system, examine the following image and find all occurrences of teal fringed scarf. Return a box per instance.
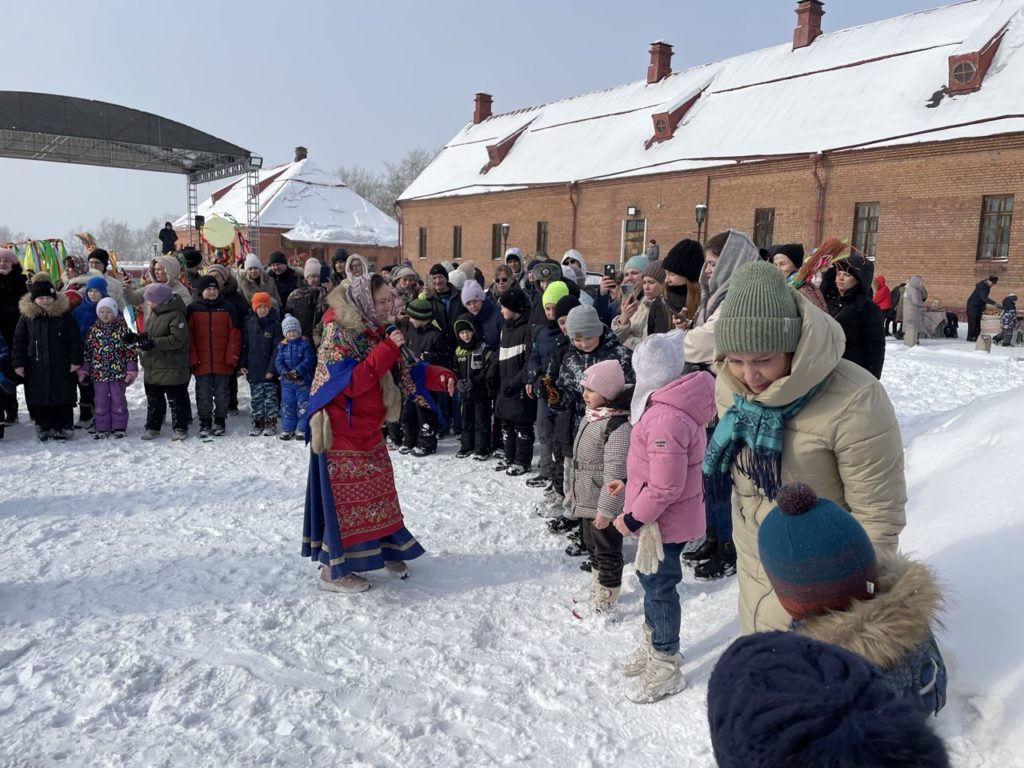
[702,381,825,506]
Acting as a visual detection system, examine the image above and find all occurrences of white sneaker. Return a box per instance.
[384,561,409,580]
[317,571,370,594]
[621,625,653,677]
[625,648,685,703]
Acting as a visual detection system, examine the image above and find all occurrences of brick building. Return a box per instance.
[175,147,399,269]
[398,0,1024,308]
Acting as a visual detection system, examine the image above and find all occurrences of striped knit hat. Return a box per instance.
[406,297,434,321]
[715,260,801,356]
[758,483,878,621]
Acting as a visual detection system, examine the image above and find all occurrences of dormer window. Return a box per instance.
[951,60,978,86]
[946,2,1013,97]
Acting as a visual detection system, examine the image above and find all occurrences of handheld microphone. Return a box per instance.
[385,323,420,366]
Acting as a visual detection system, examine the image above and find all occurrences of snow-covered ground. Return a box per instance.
[1,337,1023,768]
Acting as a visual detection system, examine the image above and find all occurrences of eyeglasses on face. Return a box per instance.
[495,277,510,284]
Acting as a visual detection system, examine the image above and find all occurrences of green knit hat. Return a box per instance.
[542,280,570,307]
[715,261,802,355]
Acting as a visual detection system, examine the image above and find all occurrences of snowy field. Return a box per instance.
[1,337,1023,768]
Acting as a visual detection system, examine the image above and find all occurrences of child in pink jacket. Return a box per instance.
[611,330,715,703]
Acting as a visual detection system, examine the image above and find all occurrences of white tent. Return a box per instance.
[175,157,398,247]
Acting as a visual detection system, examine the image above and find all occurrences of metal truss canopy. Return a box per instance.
[0,91,255,181]
[0,90,261,255]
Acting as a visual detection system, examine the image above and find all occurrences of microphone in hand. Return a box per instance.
[385,323,419,366]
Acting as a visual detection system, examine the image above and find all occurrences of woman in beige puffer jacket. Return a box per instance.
[710,262,907,634]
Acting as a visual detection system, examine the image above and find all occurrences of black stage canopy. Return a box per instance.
[0,91,256,183]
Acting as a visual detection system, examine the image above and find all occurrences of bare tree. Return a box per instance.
[0,226,26,244]
[335,146,438,214]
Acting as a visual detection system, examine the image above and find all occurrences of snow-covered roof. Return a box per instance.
[176,158,398,247]
[401,0,1024,202]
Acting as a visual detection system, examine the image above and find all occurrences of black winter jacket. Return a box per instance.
[455,340,494,399]
[821,255,885,379]
[269,267,302,308]
[241,308,283,383]
[493,312,536,424]
[12,293,83,406]
[966,279,998,313]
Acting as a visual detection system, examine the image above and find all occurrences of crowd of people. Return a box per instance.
[0,232,954,762]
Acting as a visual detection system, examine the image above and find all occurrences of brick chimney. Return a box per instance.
[473,93,493,124]
[294,146,308,162]
[647,41,673,84]
[794,0,825,49]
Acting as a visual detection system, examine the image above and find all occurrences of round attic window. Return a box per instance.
[952,60,978,86]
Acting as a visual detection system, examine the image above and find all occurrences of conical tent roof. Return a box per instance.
[175,158,398,247]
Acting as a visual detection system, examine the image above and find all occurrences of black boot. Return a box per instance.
[682,532,718,564]
[250,418,264,437]
[694,541,737,581]
[564,528,586,557]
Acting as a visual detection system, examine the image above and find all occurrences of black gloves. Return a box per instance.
[123,331,139,345]
[136,334,155,351]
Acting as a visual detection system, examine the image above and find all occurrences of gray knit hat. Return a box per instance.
[641,260,667,284]
[565,305,604,338]
[715,261,802,356]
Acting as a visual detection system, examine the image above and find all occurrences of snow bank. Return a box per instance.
[0,337,1022,767]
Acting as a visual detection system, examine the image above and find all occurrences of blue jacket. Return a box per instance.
[72,276,109,339]
[274,335,316,386]
[241,308,283,383]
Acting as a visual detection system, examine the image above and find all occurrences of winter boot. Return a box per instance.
[694,541,737,581]
[592,585,620,620]
[572,568,600,607]
[506,464,529,477]
[212,420,226,437]
[456,449,473,459]
[625,648,685,703]
[682,532,718,564]
[112,429,126,439]
[525,475,549,488]
[278,431,295,441]
[384,561,410,580]
[494,459,510,471]
[564,528,586,557]
[171,429,188,441]
[250,418,264,437]
[141,429,160,441]
[198,422,212,439]
[317,569,370,594]
[262,418,278,436]
[621,625,654,677]
[547,516,577,534]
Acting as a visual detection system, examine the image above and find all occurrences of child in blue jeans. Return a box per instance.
[275,314,315,440]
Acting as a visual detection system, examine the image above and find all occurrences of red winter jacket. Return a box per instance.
[187,298,242,375]
[873,275,892,311]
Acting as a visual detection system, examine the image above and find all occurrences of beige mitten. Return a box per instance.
[635,522,664,575]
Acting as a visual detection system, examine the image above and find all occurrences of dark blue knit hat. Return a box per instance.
[758,482,877,621]
[708,631,950,768]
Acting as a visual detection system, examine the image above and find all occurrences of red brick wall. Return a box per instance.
[399,135,1024,308]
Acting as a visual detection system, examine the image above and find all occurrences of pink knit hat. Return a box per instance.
[580,360,625,401]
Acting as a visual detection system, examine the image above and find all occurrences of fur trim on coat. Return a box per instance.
[795,553,943,670]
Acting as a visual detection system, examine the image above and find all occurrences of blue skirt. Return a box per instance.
[302,448,425,580]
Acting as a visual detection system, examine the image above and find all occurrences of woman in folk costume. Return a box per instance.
[301,274,457,594]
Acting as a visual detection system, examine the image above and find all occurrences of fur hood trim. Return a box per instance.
[19,291,71,318]
[325,284,367,332]
[796,553,943,670]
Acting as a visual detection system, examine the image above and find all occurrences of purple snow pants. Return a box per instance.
[93,380,129,433]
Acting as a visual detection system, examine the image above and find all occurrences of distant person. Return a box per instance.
[993,293,1019,347]
[158,222,178,254]
[873,275,893,335]
[902,275,928,347]
[965,275,999,342]
[820,254,885,378]
[645,239,660,261]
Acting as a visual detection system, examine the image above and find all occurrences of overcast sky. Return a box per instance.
[1,0,946,237]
